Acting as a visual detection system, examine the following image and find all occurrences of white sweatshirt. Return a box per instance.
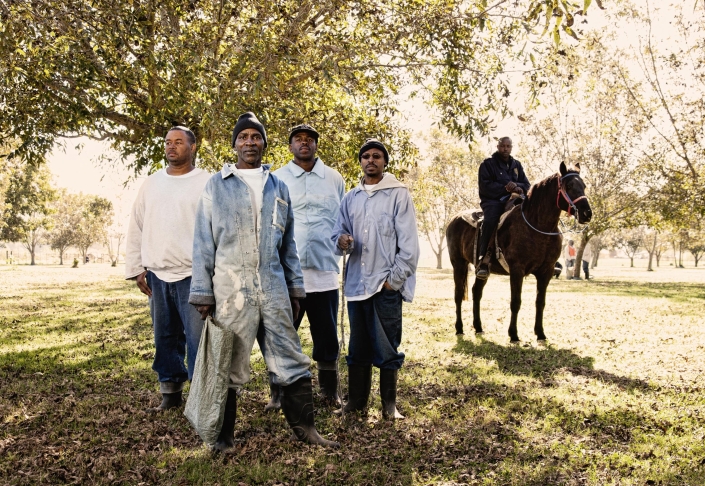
[125,167,211,282]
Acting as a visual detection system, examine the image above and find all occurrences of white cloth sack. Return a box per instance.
[184,315,233,446]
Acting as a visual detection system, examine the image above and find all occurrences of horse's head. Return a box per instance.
[559,162,592,224]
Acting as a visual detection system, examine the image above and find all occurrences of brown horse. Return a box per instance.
[446,163,592,343]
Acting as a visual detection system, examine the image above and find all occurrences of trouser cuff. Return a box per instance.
[159,381,185,394]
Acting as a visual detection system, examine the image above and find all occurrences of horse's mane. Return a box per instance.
[527,172,558,201]
[526,169,579,200]
[524,169,577,213]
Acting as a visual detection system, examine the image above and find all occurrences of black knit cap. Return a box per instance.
[358,138,389,164]
[288,123,319,144]
[231,112,267,148]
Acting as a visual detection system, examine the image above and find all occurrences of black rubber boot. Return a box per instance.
[281,377,339,448]
[317,365,341,407]
[264,376,282,412]
[380,369,405,420]
[146,391,182,413]
[213,388,238,452]
[342,365,372,413]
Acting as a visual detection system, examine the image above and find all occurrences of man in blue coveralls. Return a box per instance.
[189,113,338,451]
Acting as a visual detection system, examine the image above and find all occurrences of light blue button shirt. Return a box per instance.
[274,158,345,273]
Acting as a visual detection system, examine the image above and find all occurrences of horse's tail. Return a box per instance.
[446,214,471,302]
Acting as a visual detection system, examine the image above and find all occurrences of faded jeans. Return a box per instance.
[147,272,204,393]
[346,288,405,370]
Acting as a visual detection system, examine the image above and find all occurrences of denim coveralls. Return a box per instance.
[189,164,311,388]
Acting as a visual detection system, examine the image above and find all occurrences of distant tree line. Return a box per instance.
[0,151,119,266]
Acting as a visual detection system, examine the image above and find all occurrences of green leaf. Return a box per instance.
[563,25,579,40]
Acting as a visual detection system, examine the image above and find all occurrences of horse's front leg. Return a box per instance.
[452,259,469,335]
[534,270,553,342]
[508,271,524,343]
[471,277,488,334]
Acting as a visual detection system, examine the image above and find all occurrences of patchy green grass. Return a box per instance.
[1,262,704,485]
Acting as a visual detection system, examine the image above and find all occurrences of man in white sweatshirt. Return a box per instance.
[125,126,211,412]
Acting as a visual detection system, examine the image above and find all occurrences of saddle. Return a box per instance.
[457,194,525,273]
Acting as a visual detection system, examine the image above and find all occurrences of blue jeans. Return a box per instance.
[293,289,340,363]
[346,288,405,370]
[147,272,204,391]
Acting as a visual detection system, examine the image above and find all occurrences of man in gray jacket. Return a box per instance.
[332,139,419,420]
[189,112,338,450]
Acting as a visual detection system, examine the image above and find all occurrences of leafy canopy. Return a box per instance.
[0,0,595,181]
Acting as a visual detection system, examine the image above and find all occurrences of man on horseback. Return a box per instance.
[476,137,531,279]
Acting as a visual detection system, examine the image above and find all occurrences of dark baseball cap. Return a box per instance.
[288,124,319,144]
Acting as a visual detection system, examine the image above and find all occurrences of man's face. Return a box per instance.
[360,148,386,178]
[497,138,512,160]
[234,128,265,167]
[289,132,318,163]
[165,130,195,166]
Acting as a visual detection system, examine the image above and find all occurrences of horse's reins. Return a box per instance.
[520,173,589,236]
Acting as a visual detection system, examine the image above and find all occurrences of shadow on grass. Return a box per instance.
[452,335,651,391]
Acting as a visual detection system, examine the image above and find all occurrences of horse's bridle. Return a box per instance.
[557,173,588,217]
[520,172,589,236]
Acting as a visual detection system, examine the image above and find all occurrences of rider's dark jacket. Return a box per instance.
[478,153,531,205]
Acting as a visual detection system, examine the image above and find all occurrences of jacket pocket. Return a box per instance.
[272,197,288,232]
[376,213,395,237]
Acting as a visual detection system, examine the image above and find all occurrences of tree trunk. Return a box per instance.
[30,250,36,265]
[436,250,443,270]
[59,251,64,265]
[630,257,634,267]
[574,243,586,278]
[646,232,657,272]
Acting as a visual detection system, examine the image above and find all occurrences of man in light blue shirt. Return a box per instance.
[332,139,419,420]
[272,124,346,409]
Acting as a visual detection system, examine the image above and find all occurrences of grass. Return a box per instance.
[1,261,704,485]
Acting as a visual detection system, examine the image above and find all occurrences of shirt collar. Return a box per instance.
[287,157,325,178]
[221,163,271,179]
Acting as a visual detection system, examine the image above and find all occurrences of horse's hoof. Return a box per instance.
[509,340,520,346]
[456,331,464,336]
[537,340,548,348]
